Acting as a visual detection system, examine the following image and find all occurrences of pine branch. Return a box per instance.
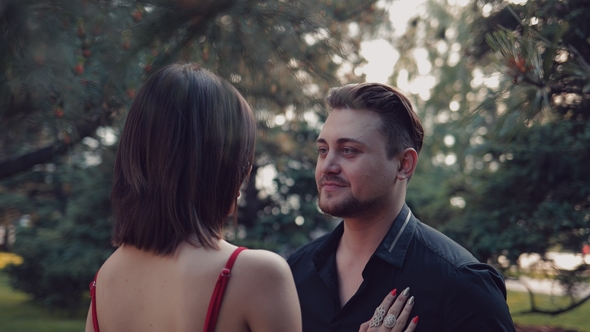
[0,143,69,180]
[0,110,113,180]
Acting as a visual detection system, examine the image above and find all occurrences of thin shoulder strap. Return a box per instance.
[203,246,248,332]
[89,271,100,332]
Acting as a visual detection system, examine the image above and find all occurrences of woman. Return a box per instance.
[85,63,418,332]
[85,63,301,332]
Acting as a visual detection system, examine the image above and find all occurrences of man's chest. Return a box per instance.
[299,258,389,331]
[299,257,445,332]
[336,254,367,306]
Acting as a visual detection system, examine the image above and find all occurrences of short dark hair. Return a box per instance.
[325,82,424,157]
[111,63,256,255]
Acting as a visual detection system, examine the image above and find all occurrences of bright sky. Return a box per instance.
[360,0,528,83]
[359,0,428,83]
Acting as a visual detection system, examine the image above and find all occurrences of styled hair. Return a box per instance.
[325,82,424,157]
[111,63,256,255]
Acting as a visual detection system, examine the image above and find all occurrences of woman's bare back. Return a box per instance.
[86,240,301,332]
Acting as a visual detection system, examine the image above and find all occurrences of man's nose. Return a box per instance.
[320,151,341,174]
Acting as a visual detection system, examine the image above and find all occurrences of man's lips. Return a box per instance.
[322,182,345,187]
[319,178,347,190]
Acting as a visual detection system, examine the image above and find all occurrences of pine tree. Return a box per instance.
[459,0,590,314]
[391,0,590,315]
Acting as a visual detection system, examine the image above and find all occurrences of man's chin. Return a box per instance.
[318,201,338,216]
[319,209,344,218]
[318,200,353,218]
[319,195,381,219]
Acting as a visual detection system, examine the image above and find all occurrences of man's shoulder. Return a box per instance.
[412,219,479,268]
[409,220,514,331]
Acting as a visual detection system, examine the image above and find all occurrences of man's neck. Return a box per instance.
[334,198,405,306]
[338,198,405,258]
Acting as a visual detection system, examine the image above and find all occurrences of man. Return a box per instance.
[287,83,515,332]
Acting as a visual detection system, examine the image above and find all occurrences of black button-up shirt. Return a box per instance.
[287,205,516,332]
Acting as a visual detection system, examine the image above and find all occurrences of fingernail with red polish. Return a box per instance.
[390,289,397,296]
[413,316,419,324]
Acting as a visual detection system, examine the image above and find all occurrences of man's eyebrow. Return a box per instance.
[315,137,366,145]
[316,138,327,144]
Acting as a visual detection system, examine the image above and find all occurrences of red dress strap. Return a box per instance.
[203,246,248,332]
[89,271,100,332]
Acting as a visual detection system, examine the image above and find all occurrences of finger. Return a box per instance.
[387,287,411,319]
[391,296,415,332]
[368,289,398,328]
[404,316,419,332]
[358,321,370,332]
[377,288,399,311]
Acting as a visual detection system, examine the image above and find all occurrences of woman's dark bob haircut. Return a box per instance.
[111,63,256,255]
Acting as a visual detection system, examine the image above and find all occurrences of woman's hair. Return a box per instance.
[111,63,256,255]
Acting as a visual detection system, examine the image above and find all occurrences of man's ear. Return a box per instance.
[396,148,418,181]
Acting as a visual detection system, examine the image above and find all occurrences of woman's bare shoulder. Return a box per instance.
[234,249,292,279]
[230,249,301,332]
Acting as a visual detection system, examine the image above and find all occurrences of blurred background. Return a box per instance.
[0,0,589,330]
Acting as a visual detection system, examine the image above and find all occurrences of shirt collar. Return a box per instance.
[374,204,416,268]
[312,204,416,269]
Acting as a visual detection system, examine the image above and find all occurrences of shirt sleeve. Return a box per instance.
[442,263,516,332]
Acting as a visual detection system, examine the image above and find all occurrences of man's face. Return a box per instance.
[315,108,398,218]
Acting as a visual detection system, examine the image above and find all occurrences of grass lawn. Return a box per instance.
[0,254,86,332]
[1,252,589,331]
[508,290,590,332]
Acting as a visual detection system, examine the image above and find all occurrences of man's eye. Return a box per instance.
[317,147,328,155]
[342,148,354,155]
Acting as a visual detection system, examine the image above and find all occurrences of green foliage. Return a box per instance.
[0,0,141,164]
[445,120,590,262]
[3,155,115,310]
[0,0,390,178]
[392,0,590,315]
[453,0,590,261]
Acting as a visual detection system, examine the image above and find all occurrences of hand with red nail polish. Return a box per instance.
[358,287,418,332]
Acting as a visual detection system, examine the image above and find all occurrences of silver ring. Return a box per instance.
[384,314,397,328]
[369,306,386,327]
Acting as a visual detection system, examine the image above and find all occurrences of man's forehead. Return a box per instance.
[318,108,383,141]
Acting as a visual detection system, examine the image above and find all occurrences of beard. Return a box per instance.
[318,190,385,219]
